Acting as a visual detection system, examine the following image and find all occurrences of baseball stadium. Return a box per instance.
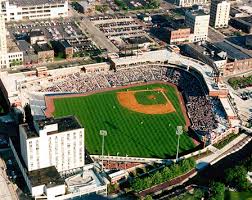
[0,49,236,161]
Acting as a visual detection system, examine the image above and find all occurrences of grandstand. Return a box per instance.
[0,49,237,144]
[27,65,226,140]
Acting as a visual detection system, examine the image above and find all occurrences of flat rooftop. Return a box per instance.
[187,43,226,61]
[33,43,52,53]
[214,41,252,60]
[22,123,38,138]
[186,9,208,17]
[234,16,252,25]
[21,116,82,139]
[30,30,44,38]
[9,0,66,7]
[17,40,36,56]
[7,39,21,53]
[37,115,82,132]
[29,166,64,187]
[111,49,173,66]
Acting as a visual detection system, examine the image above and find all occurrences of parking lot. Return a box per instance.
[7,19,100,55]
[90,14,155,50]
[106,0,160,11]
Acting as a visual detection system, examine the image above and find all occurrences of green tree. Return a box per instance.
[144,195,153,200]
[210,182,225,200]
[225,166,249,191]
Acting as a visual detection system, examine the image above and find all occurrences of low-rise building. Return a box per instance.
[29,30,46,45]
[183,40,252,76]
[175,0,208,7]
[33,42,54,63]
[51,39,73,59]
[214,41,252,75]
[17,40,38,65]
[183,42,227,75]
[75,0,96,14]
[7,39,23,67]
[167,27,191,45]
[230,16,252,33]
[245,34,252,48]
[1,0,68,22]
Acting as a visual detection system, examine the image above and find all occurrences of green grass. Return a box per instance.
[134,90,167,105]
[53,83,195,158]
[225,191,252,200]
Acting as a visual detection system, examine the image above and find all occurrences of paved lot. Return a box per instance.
[208,26,225,42]
[80,17,119,53]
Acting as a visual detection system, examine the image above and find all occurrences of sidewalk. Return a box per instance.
[196,133,251,169]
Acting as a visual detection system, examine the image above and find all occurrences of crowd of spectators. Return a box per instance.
[40,66,223,135]
[165,68,217,135]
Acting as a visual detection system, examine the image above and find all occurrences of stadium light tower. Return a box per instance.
[100,130,107,171]
[176,126,183,162]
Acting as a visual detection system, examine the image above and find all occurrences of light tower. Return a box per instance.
[176,126,183,162]
[100,130,107,171]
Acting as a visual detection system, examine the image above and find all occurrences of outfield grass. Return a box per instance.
[53,83,195,158]
[134,90,167,105]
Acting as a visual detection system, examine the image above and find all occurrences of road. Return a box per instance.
[0,158,18,200]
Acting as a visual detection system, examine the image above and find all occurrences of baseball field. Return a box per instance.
[52,83,195,158]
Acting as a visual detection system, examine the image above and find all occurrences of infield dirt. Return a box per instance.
[117,88,175,114]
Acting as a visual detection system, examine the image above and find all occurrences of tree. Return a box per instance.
[210,182,225,200]
[152,171,162,185]
[144,195,153,200]
[225,165,249,191]
[193,189,204,200]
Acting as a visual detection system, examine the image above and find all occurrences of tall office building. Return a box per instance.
[19,116,85,173]
[210,0,230,28]
[0,0,9,69]
[185,10,210,43]
[175,0,208,7]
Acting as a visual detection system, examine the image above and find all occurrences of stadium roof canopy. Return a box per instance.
[111,49,174,66]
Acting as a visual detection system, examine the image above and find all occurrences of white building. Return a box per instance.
[19,116,85,173]
[7,39,23,67]
[1,0,68,22]
[175,0,208,7]
[210,0,230,28]
[0,1,9,69]
[9,115,108,199]
[185,10,210,43]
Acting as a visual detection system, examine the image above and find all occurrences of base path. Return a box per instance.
[117,88,175,114]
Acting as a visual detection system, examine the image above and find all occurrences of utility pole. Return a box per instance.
[176,126,183,162]
[100,130,107,171]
